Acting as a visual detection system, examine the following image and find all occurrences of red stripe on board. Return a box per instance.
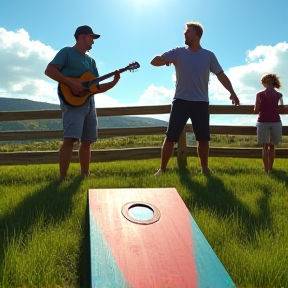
[89,188,198,288]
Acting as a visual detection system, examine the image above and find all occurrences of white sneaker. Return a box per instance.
[154,168,166,176]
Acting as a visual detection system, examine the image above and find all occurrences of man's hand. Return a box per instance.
[216,72,239,106]
[113,70,120,82]
[230,94,240,106]
[68,80,85,96]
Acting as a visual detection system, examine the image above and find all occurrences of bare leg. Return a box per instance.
[197,141,210,174]
[79,141,92,176]
[154,138,175,175]
[59,138,75,180]
[262,143,269,173]
[268,143,275,172]
[160,138,175,170]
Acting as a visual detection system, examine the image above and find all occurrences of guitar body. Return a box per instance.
[60,71,99,107]
[59,62,140,106]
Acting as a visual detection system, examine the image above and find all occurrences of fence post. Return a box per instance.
[177,130,187,167]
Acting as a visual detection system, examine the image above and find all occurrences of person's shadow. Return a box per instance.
[268,168,288,186]
[177,167,272,242]
[0,177,83,286]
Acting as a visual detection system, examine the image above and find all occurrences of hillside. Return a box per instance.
[0,98,167,131]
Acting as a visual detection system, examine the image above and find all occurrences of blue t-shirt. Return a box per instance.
[162,47,223,102]
[49,47,99,103]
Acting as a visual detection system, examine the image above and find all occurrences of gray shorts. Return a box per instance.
[61,98,98,143]
[256,122,282,145]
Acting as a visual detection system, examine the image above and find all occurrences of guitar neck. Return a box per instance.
[92,67,127,84]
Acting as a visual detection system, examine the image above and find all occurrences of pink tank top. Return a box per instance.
[257,89,282,122]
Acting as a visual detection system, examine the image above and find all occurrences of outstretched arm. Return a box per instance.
[151,55,173,67]
[216,71,240,106]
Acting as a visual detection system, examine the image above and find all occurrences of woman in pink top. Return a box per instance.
[254,73,283,173]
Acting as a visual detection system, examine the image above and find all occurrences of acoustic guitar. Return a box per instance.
[59,61,140,106]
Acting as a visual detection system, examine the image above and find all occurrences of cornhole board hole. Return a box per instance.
[88,188,236,288]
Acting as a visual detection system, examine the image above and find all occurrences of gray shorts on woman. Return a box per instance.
[256,122,282,145]
[61,98,98,143]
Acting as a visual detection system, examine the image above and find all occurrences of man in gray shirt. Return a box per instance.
[151,21,240,176]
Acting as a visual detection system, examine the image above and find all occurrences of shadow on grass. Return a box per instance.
[0,177,83,285]
[178,167,272,242]
[269,168,288,186]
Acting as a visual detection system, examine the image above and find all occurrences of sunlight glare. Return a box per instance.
[128,0,160,9]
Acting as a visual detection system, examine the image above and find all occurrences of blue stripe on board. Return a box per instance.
[89,214,128,288]
[190,215,236,288]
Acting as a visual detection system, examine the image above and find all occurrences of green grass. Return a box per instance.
[0,157,288,288]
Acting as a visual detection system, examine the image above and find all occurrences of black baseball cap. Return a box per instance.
[74,25,100,40]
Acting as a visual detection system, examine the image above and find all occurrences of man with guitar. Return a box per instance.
[45,25,121,181]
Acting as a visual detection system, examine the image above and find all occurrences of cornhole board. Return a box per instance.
[88,188,236,288]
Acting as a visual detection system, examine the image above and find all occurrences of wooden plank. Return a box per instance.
[97,105,171,116]
[0,106,172,121]
[209,105,253,114]
[0,110,62,122]
[0,127,167,141]
[1,104,287,121]
[0,130,63,141]
[209,125,256,135]
[88,188,236,287]
[90,147,163,162]
[1,125,287,141]
[1,147,288,165]
[0,151,60,165]
[0,105,259,122]
[98,126,167,138]
[0,147,164,165]
[190,147,288,158]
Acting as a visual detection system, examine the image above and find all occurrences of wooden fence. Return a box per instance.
[0,105,287,166]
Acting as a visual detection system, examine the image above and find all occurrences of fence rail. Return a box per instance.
[1,105,287,165]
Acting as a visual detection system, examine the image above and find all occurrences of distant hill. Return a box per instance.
[0,98,60,111]
[0,98,167,131]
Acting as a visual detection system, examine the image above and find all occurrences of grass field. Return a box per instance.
[0,156,288,288]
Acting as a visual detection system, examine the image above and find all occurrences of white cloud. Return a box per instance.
[209,42,288,105]
[0,27,287,125]
[94,94,122,107]
[134,84,174,121]
[0,27,59,104]
[0,28,123,106]
[138,84,174,106]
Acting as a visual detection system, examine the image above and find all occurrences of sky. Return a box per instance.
[0,0,287,125]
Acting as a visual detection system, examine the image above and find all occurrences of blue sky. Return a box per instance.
[0,0,287,125]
